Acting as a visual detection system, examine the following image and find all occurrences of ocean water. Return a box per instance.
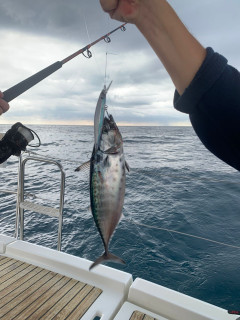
[1,124,240,311]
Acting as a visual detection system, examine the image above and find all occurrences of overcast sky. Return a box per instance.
[0,0,239,126]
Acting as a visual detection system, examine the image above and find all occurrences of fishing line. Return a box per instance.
[104,52,109,87]
[66,10,102,94]
[83,12,91,44]
[3,23,127,103]
[153,170,238,184]
[83,9,102,80]
[103,16,111,87]
[126,216,240,250]
[23,151,238,185]
[6,151,240,250]
[125,166,239,185]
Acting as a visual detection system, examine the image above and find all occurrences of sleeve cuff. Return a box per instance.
[174,47,228,114]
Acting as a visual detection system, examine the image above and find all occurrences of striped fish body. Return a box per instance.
[89,115,126,270]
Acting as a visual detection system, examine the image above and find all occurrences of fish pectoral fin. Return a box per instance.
[75,160,91,172]
[89,251,125,271]
[125,160,130,172]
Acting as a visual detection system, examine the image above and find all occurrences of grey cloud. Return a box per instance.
[0,0,121,43]
[1,0,240,55]
[1,1,240,125]
[0,0,145,55]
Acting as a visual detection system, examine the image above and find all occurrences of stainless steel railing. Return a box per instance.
[15,154,65,251]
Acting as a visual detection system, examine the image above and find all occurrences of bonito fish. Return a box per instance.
[76,85,129,270]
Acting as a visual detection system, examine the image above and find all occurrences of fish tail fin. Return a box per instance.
[89,251,125,271]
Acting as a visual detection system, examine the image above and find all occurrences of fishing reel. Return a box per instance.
[0,122,40,164]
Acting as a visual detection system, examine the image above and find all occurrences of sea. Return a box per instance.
[1,124,240,311]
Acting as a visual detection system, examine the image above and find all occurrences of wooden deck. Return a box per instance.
[0,255,102,319]
[130,311,158,320]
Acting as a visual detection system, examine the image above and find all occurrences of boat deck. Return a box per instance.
[130,311,158,320]
[0,256,102,319]
[0,235,234,320]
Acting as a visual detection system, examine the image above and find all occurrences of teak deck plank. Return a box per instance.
[130,311,158,320]
[69,287,103,320]
[0,259,24,278]
[28,278,80,319]
[52,284,95,320]
[0,268,48,308]
[0,257,19,271]
[0,256,102,319]
[15,275,70,320]
[0,271,59,318]
[0,263,36,291]
[0,256,11,266]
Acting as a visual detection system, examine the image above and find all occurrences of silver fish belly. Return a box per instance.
[75,85,128,270]
[89,115,127,270]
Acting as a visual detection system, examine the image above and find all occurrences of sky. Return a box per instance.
[0,0,239,126]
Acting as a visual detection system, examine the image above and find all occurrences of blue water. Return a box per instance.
[1,124,240,310]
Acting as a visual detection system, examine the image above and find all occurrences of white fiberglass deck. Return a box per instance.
[0,234,236,320]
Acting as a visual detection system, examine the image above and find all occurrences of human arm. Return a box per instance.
[100,0,240,171]
[100,0,206,95]
[174,48,240,171]
[0,91,10,115]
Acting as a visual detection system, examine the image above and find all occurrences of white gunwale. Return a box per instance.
[0,234,236,320]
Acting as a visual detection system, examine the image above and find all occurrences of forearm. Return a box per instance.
[135,0,206,94]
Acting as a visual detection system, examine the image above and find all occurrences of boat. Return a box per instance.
[0,149,236,320]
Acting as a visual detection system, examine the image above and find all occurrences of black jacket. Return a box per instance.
[174,47,240,171]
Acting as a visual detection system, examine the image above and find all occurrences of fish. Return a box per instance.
[75,85,129,270]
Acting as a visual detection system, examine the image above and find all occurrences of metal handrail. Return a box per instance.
[0,189,17,195]
[16,154,65,251]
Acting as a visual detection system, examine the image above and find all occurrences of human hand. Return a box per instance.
[100,0,141,23]
[0,91,10,115]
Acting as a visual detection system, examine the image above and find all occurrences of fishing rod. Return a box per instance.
[2,23,127,103]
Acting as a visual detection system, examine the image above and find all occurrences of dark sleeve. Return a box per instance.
[174,47,240,171]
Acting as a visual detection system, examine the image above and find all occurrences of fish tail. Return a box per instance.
[89,251,125,271]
